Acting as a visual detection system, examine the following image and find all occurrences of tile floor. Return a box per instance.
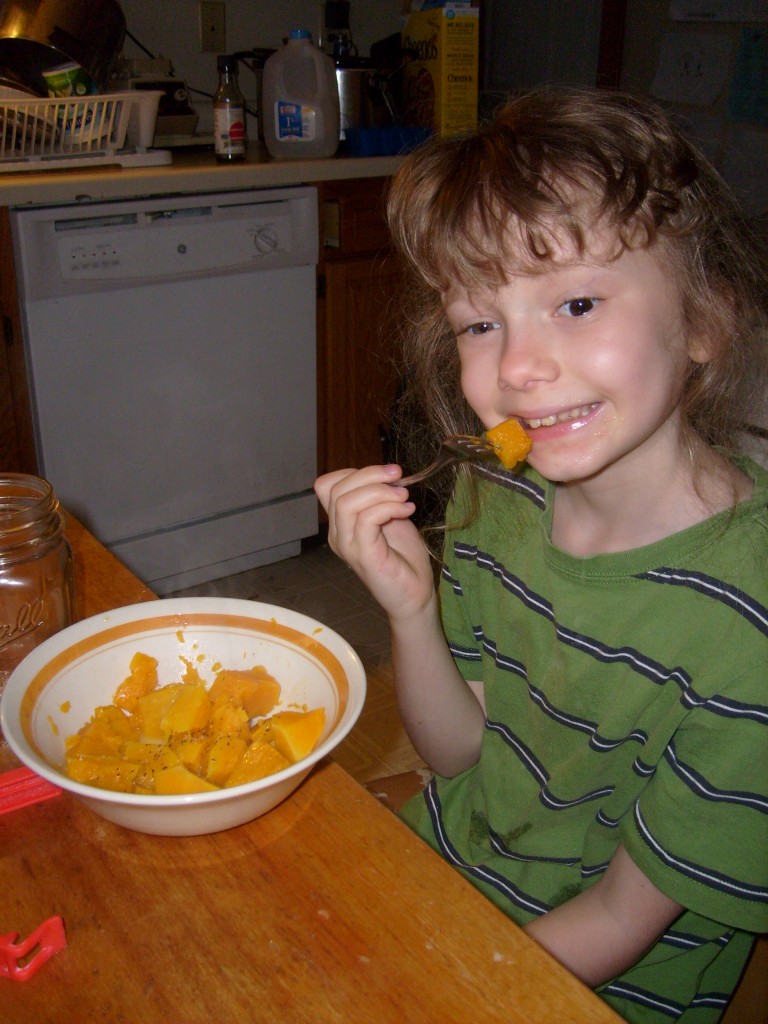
[169,539,426,785]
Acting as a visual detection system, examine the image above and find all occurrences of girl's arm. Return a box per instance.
[389,593,486,776]
[315,466,486,776]
[524,844,683,987]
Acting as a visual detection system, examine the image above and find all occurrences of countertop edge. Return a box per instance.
[0,149,405,208]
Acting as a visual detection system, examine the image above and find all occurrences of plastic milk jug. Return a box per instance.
[262,29,340,160]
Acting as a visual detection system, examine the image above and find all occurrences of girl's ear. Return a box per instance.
[688,331,720,365]
[687,286,736,365]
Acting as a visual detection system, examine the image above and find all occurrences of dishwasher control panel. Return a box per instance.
[57,206,294,281]
[12,187,319,300]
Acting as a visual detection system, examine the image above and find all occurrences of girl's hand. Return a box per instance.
[314,465,436,622]
[317,466,487,775]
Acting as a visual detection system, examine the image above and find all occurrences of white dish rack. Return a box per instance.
[0,90,172,171]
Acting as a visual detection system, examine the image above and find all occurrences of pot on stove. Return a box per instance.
[0,0,126,97]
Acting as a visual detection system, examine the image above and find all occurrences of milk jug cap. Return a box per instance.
[289,29,311,40]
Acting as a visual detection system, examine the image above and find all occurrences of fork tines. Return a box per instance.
[450,435,495,454]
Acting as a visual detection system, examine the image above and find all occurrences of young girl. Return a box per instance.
[314,87,768,1023]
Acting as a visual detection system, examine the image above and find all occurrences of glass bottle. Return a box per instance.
[213,54,247,163]
[0,475,74,697]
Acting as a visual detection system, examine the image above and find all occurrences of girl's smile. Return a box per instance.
[521,402,601,433]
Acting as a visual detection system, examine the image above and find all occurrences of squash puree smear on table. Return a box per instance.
[63,652,325,794]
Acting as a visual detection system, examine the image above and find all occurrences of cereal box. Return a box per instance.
[401,3,479,136]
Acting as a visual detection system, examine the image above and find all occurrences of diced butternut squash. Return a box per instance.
[224,740,291,787]
[269,708,326,763]
[65,707,139,758]
[208,668,281,718]
[154,764,219,795]
[122,740,163,764]
[136,684,186,740]
[204,735,248,786]
[63,649,327,796]
[170,735,210,774]
[66,755,141,793]
[113,652,159,712]
[249,717,272,745]
[95,704,140,740]
[160,684,211,737]
[209,694,250,740]
[131,744,181,791]
[485,418,532,469]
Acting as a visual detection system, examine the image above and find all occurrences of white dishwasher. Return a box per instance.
[11,187,319,594]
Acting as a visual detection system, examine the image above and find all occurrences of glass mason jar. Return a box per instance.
[0,474,74,692]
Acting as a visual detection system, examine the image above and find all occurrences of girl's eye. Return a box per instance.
[559,297,597,317]
[464,320,501,336]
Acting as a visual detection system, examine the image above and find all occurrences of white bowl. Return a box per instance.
[0,598,366,836]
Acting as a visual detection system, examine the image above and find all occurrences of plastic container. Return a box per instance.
[262,29,340,160]
[42,61,98,99]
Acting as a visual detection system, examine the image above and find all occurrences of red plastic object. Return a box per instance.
[0,767,62,815]
[0,916,67,981]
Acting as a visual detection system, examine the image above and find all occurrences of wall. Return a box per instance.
[621,0,767,234]
[480,0,603,112]
[119,0,402,133]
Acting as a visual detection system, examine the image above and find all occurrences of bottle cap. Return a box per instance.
[217,54,237,73]
[289,29,311,40]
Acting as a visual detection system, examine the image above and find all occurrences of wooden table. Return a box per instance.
[1,518,622,1023]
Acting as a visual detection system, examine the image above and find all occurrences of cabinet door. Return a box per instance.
[318,253,403,475]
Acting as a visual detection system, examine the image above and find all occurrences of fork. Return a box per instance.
[395,435,496,486]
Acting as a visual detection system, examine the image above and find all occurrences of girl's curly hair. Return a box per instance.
[386,86,768,510]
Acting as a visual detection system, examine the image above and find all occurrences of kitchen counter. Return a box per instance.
[0,517,624,1024]
[0,143,405,208]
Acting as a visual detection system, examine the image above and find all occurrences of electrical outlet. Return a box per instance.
[199,1,226,54]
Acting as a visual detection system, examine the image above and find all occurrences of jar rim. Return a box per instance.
[0,474,54,505]
[0,475,62,558]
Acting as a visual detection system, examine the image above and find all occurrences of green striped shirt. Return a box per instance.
[400,458,768,1023]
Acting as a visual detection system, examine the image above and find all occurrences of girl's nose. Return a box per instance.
[497,331,559,392]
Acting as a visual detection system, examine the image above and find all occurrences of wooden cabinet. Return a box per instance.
[315,177,404,477]
[0,207,36,474]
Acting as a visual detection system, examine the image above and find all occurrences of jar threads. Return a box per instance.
[0,474,74,686]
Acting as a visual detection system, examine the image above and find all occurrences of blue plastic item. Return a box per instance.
[344,126,431,157]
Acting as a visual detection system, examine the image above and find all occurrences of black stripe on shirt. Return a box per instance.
[485,718,616,809]
[691,992,733,1010]
[602,979,730,1015]
[472,628,528,679]
[660,927,732,950]
[663,741,768,813]
[639,567,768,638]
[454,542,767,725]
[440,563,464,595]
[635,803,768,904]
[447,642,482,663]
[423,778,552,917]
[474,625,650,752]
[484,719,549,785]
[488,826,581,867]
[473,463,547,508]
[600,980,685,1017]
